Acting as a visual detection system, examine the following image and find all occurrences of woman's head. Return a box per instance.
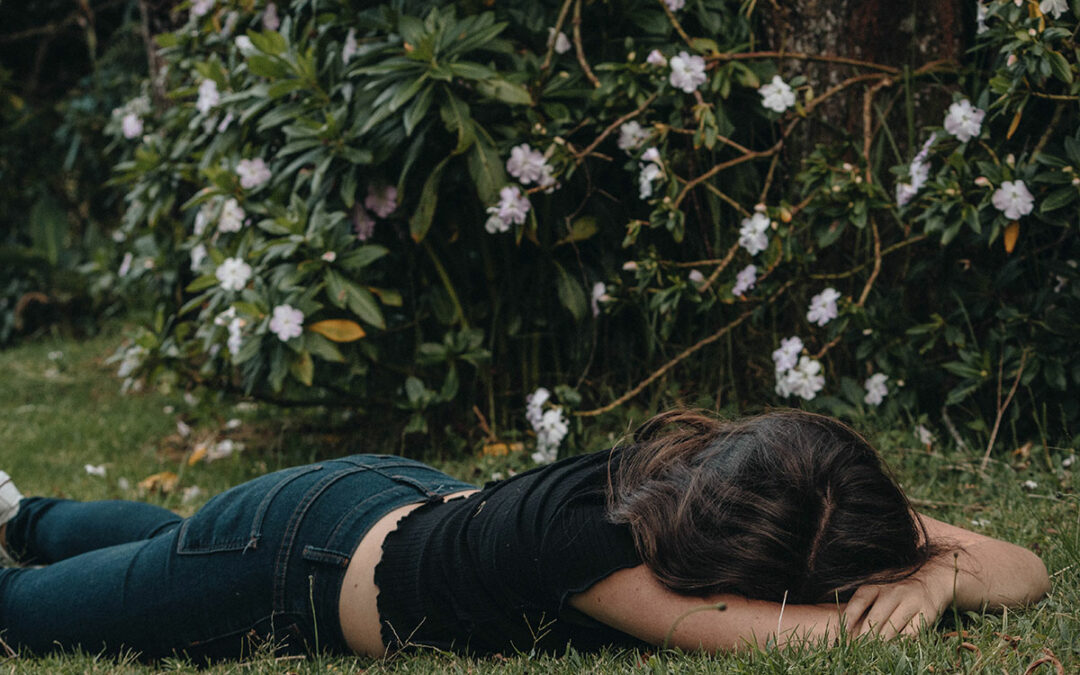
[607,409,931,603]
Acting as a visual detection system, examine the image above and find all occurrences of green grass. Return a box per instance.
[0,330,1078,673]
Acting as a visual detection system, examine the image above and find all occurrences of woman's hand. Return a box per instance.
[843,564,955,639]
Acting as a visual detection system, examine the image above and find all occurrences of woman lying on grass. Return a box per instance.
[0,409,1049,660]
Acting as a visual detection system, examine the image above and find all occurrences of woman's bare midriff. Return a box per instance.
[338,489,479,657]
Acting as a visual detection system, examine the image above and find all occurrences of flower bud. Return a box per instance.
[779,207,793,223]
[1007,54,1018,67]
[754,203,767,213]
[622,261,639,271]
[974,176,991,187]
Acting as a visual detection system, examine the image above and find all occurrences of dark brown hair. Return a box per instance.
[607,409,933,603]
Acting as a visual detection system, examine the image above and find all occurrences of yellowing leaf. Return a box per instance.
[1007,109,1023,140]
[138,471,179,494]
[188,444,208,465]
[309,319,367,343]
[482,441,524,457]
[1004,221,1020,254]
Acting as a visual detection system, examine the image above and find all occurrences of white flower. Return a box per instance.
[177,420,192,438]
[738,212,770,256]
[776,356,825,400]
[352,204,375,240]
[190,244,208,272]
[342,29,359,63]
[121,113,143,139]
[976,3,989,34]
[664,0,686,10]
[194,203,212,236]
[646,50,668,67]
[992,180,1035,219]
[1022,479,1038,490]
[915,424,933,445]
[214,307,237,326]
[235,35,255,54]
[668,51,707,94]
[590,282,607,317]
[191,0,214,18]
[262,2,280,30]
[182,486,203,504]
[772,336,803,373]
[758,75,796,113]
[236,158,271,189]
[218,198,245,233]
[548,28,571,54]
[971,518,990,528]
[119,252,134,277]
[365,184,398,218]
[688,269,706,286]
[1063,454,1076,468]
[506,144,549,185]
[196,79,220,115]
[84,464,107,477]
[532,408,569,465]
[897,135,936,206]
[732,264,757,296]
[863,373,889,406]
[1040,0,1069,19]
[116,344,147,378]
[216,257,252,291]
[943,99,985,143]
[639,162,663,199]
[485,186,531,233]
[269,304,304,341]
[207,439,243,461]
[226,317,245,356]
[806,287,841,326]
[618,121,650,152]
[525,387,550,429]
[641,147,662,164]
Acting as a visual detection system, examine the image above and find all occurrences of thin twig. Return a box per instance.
[656,0,695,48]
[856,218,882,307]
[572,0,600,88]
[809,235,928,279]
[673,140,783,208]
[980,351,1029,472]
[702,183,752,217]
[708,50,901,74]
[699,242,742,292]
[941,405,970,453]
[576,281,794,416]
[573,93,658,164]
[539,0,575,74]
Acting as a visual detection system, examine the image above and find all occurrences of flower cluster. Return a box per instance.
[668,51,707,94]
[506,143,556,191]
[111,96,151,141]
[526,388,569,464]
[863,373,889,406]
[618,121,650,152]
[896,135,935,207]
[215,307,247,356]
[731,264,757,297]
[738,211,770,255]
[485,186,531,233]
[236,158,271,190]
[943,99,984,143]
[638,147,664,199]
[269,304,304,342]
[216,257,252,292]
[772,337,825,400]
[196,80,220,115]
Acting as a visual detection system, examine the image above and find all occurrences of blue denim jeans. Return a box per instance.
[0,455,474,661]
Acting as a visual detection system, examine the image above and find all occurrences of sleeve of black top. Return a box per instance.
[538,493,642,613]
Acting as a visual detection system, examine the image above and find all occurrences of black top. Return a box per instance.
[374,449,648,655]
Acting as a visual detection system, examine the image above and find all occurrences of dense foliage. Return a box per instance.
[92,0,1080,456]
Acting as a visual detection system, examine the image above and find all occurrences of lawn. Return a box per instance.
[0,329,1077,673]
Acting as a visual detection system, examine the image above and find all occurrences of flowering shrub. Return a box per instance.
[110,0,1080,458]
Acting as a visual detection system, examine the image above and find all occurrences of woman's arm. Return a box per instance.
[843,513,1050,639]
[569,564,846,652]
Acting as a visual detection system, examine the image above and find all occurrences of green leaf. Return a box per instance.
[468,138,506,204]
[1040,186,1076,213]
[410,156,451,242]
[289,350,315,386]
[247,29,288,56]
[326,272,387,329]
[338,245,390,271]
[1046,50,1074,84]
[554,262,588,321]
[29,196,67,266]
[403,83,435,137]
[185,274,219,293]
[555,217,599,246]
[475,78,533,105]
[440,93,476,153]
[304,332,346,363]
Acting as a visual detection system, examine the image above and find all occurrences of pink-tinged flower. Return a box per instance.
[646,50,667,67]
[547,28,571,55]
[321,251,337,263]
[506,144,549,185]
[772,336,803,373]
[688,269,706,286]
[268,304,304,341]
[352,204,375,240]
[122,113,143,139]
[758,75,796,113]
[864,373,889,406]
[618,121,649,152]
[262,2,280,31]
[732,264,757,296]
[215,257,252,291]
[196,79,220,114]
[943,99,985,143]
[342,29,359,63]
[669,51,707,94]
[191,0,214,18]
[806,287,841,326]
[118,252,133,277]
[486,186,531,233]
[218,198,245,233]
[992,180,1035,219]
[738,212,770,256]
[641,147,662,164]
[896,134,936,206]
[776,356,825,400]
[236,158,271,189]
[365,184,398,218]
[664,0,686,10]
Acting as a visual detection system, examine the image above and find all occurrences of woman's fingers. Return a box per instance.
[842,585,878,634]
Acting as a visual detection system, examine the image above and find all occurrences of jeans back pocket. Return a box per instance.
[177,465,323,555]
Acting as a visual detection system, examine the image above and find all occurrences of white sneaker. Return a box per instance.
[0,472,23,566]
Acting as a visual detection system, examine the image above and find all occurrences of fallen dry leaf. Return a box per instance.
[138,471,179,494]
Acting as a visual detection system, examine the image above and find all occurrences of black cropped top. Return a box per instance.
[374,449,648,655]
